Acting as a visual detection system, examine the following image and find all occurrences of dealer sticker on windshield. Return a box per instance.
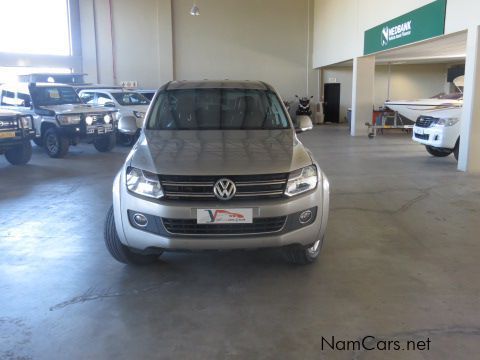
[197,208,253,224]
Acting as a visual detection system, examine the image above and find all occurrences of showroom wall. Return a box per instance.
[79,0,173,87]
[172,0,317,99]
[322,63,450,121]
[79,0,317,99]
[313,0,480,68]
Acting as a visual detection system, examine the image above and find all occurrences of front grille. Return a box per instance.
[162,216,287,235]
[0,116,18,131]
[160,173,288,201]
[416,116,436,128]
[414,133,429,140]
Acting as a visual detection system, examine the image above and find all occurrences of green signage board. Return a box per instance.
[363,0,447,55]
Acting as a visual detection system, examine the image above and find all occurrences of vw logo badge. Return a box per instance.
[213,178,236,200]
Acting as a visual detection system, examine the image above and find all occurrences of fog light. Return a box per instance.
[133,213,148,227]
[299,210,313,224]
[85,116,94,125]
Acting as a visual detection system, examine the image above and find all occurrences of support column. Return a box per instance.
[351,56,375,136]
[458,25,480,172]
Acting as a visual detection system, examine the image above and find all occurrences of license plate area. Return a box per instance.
[196,208,253,224]
[0,131,16,139]
[87,123,113,135]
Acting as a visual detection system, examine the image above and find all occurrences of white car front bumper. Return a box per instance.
[412,123,459,149]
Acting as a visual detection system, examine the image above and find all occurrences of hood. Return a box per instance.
[40,103,111,115]
[129,129,312,175]
[0,109,21,117]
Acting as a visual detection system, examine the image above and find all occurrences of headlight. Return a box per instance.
[285,165,318,197]
[126,167,163,199]
[57,114,81,125]
[104,114,112,124]
[19,115,33,129]
[133,111,145,119]
[85,116,94,125]
[433,117,459,127]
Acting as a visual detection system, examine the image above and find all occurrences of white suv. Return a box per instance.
[412,107,461,160]
[79,89,150,146]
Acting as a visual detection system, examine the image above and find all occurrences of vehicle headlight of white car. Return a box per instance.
[433,117,459,127]
[126,167,164,199]
[19,115,33,129]
[57,114,82,125]
[284,165,318,197]
[133,111,146,119]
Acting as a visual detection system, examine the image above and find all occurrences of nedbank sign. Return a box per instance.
[364,0,447,55]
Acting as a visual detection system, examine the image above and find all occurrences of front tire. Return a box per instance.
[44,128,69,158]
[104,206,159,265]
[94,133,116,152]
[425,145,452,157]
[282,238,323,265]
[5,141,32,165]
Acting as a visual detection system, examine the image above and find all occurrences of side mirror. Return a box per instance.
[104,102,116,108]
[295,115,313,133]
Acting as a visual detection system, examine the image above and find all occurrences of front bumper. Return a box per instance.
[412,125,457,149]
[0,129,35,151]
[112,170,330,251]
[58,123,115,139]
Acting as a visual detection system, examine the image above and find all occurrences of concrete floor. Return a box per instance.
[1,126,479,360]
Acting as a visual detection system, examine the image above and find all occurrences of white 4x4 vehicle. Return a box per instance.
[79,89,150,146]
[412,107,461,160]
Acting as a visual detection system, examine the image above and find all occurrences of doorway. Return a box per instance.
[323,83,340,123]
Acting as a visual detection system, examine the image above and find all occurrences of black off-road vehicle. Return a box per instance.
[0,109,35,165]
[0,82,117,158]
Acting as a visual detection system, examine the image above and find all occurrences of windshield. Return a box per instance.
[147,89,290,130]
[112,92,150,106]
[31,86,82,106]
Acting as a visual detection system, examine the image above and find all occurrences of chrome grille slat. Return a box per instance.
[416,116,436,128]
[234,191,284,197]
[164,192,216,198]
[235,180,286,186]
[162,181,214,187]
[159,173,288,201]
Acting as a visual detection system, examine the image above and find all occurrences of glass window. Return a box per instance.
[96,93,114,106]
[0,90,19,106]
[79,92,95,104]
[0,0,71,55]
[147,89,290,130]
[17,92,32,108]
[112,92,150,106]
[31,86,82,106]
